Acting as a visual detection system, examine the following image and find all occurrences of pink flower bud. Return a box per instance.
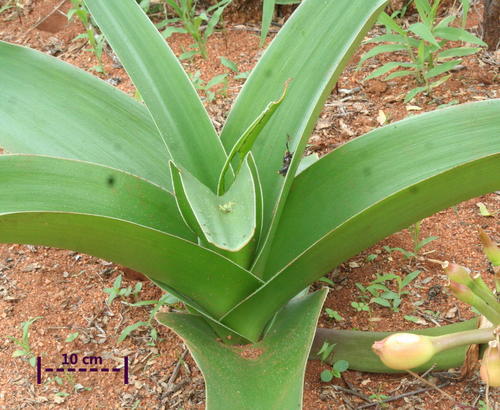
[372,333,436,370]
[444,262,472,285]
[480,341,500,387]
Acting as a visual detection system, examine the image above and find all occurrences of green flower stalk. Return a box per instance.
[445,262,500,324]
[480,340,500,387]
[448,282,500,325]
[372,328,495,370]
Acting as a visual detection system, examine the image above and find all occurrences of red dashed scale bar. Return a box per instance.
[36,356,129,384]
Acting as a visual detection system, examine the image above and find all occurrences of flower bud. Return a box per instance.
[480,341,500,387]
[479,230,500,267]
[444,262,473,285]
[372,333,436,370]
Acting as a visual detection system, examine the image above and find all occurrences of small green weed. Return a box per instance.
[104,274,143,305]
[360,0,485,102]
[384,221,438,259]
[8,316,42,367]
[351,301,370,312]
[118,293,180,345]
[325,308,344,321]
[356,270,421,312]
[158,0,231,59]
[320,359,349,382]
[316,341,335,362]
[189,70,228,102]
[67,0,106,73]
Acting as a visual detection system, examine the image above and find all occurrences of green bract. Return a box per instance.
[1,0,499,408]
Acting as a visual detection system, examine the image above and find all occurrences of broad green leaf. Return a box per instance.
[0,41,169,189]
[437,47,480,59]
[0,155,193,240]
[157,288,327,410]
[170,158,257,256]
[424,60,461,79]
[0,212,262,319]
[221,0,388,275]
[296,153,319,176]
[218,85,287,194]
[221,100,500,341]
[433,26,487,46]
[408,22,440,48]
[359,44,408,65]
[312,319,478,372]
[83,0,227,190]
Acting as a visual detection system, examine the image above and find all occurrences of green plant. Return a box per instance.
[118,293,180,345]
[65,332,80,342]
[67,0,106,73]
[189,70,228,102]
[8,317,42,367]
[351,301,371,312]
[372,234,499,381]
[320,359,349,382]
[360,0,486,102]
[383,222,437,259]
[316,341,336,362]
[362,271,421,311]
[220,56,250,80]
[1,0,499,407]
[103,274,143,305]
[158,0,231,59]
[325,308,344,321]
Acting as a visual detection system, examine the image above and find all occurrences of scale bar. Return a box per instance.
[36,357,41,384]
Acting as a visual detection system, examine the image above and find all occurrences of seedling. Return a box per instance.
[357,271,421,312]
[316,341,336,362]
[65,332,79,343]
[220,56,250,80]
[360,0,486,102]
[369,392,389,407]
[8,316,42,367]
[118,293,180,345]
[67,0,106,73]
[384,222,438,259]
[158,0,231,59]
[189,70,228,102]
[351,301,370,312]
[103,274,142,305]
[320,359,349,382]
[325,308,344,321]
